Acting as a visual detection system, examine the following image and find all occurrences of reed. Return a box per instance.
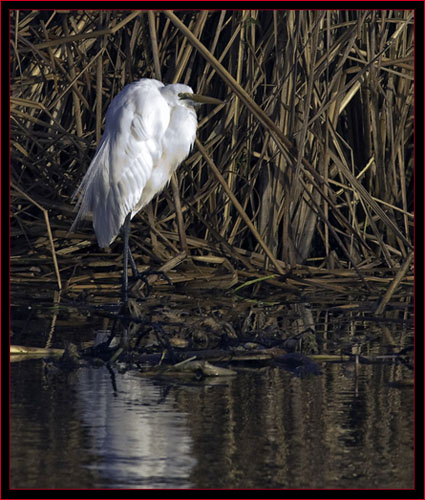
[10,10,414,296]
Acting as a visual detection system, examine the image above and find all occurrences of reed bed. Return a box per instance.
[10,10,414,300]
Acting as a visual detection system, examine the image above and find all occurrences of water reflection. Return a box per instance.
[10,360,413,489]
[76,369,196,488]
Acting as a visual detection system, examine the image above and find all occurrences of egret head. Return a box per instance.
[178,92,223,107]
[160,83,223,108]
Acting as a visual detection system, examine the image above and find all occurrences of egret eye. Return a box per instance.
[178,92,192,100]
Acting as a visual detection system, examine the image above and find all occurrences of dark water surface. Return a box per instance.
[11,357,413,489]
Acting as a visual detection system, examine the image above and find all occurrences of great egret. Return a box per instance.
[71,78,222,307]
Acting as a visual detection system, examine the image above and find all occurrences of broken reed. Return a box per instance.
[10,10,414,291]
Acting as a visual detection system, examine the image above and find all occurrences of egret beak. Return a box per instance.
[178,92,223,105]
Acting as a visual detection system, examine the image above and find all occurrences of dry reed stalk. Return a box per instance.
[10,10,414,296]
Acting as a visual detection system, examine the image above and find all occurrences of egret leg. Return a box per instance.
[120,213,132,349]
[122,213,132,307]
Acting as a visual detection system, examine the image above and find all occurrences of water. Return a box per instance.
[10,358,413,489]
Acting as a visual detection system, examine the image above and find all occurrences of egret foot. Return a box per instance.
[130,269,173,297]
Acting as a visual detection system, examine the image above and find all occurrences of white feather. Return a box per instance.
[71,78,198,248]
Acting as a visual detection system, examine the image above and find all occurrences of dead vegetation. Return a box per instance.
[10,10,414,303]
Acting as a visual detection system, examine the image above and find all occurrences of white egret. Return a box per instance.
[71,78,222,307]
